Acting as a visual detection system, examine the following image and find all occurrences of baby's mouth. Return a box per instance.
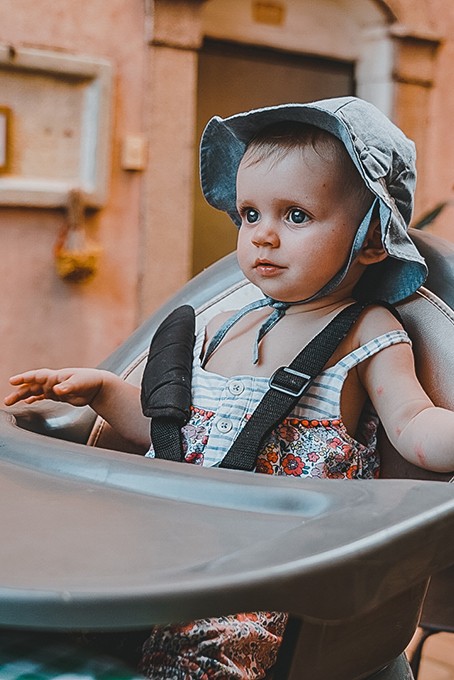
[253,260,284,274]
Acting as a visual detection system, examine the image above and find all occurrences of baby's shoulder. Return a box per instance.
[354,303,405,346]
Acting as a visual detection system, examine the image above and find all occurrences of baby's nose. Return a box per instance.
[251,220,280,246]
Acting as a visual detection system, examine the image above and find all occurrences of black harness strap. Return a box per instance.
[140,304,195,462]
[219,301,370,471]
[148,418,183,463]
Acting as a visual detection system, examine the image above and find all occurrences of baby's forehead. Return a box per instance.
[243,123,354,169]
[240,131,362,188]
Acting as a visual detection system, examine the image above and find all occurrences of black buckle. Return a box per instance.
[269,367,312,398]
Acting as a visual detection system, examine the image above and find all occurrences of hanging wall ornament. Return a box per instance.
[54,189,102,283]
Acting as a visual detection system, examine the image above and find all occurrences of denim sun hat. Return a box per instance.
[200,96,427,304]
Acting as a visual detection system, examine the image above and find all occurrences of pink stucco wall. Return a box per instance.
[0,0,146,395]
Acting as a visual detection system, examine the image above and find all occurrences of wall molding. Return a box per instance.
[0,44,113,208]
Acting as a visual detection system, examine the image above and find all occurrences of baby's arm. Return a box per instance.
[4,368,150,448]
[360,331,454,473]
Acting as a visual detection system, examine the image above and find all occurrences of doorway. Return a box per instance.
[192,39,355,275]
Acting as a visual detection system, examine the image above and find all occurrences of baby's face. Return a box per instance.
[236,145,368,303]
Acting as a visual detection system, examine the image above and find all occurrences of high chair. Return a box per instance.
[0,229,453,680]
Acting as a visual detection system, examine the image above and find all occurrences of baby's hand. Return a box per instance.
[4,368,105,408]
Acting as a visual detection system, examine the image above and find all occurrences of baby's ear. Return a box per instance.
[358,220,388,265]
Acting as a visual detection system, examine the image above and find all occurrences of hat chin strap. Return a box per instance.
[203,199,378,365]
[299,197,378,304]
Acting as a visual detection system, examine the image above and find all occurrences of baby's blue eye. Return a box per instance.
[288,208,308,224]
[245,208,260,224]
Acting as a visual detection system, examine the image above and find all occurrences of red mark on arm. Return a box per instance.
[414,444,428,468]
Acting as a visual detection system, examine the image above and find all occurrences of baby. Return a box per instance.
[5,97,454,679]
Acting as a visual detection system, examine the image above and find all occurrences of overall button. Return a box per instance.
[228,380,245,396]
[216,418,233,433]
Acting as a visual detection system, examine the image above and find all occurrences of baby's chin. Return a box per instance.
[240,268,317,303]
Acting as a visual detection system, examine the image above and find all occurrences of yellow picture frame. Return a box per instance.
[0,106,12,174]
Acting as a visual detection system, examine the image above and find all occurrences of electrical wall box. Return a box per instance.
[121,135,147,171]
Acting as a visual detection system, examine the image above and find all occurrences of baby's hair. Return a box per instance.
[243,121,374,216]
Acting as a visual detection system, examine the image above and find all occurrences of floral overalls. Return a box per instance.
[141,326,411,680]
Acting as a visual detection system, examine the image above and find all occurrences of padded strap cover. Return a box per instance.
[141,304,195,424]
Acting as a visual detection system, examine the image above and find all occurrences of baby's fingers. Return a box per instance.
[8,371,39,385]
[5,369,63,405]
[4,384,42,406]
[52,377,79,395]
[23,395,46,405]
[9,369,56,387]
[5,368,100,408]
[51,376,98,406]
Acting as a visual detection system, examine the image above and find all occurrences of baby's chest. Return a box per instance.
[194,338,366,448]
[202,305,359,380]
[204,325,340,379]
